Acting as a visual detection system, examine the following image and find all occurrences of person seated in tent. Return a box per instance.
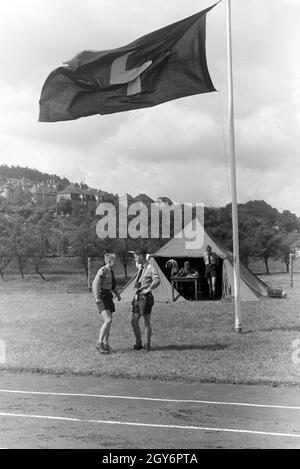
[165,259,179,278]
[203,245,219,299]
[177,261,199,300]
[178,261,199,278]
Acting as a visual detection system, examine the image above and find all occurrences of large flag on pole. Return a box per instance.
[39,4,217,122]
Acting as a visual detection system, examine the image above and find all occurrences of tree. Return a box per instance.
[46,223,70,255]
[69,220,104,276]
[280,239,293,273]
[254,225,281,274]
[0,215,14,279]
[239,237,257,267]
[29,216,52,280]
[56,198,73,216]
[11,224,33,279]
[280,210,300,233]
[0,236,13,280]
[112,239,135,280]
[28,232,47,280]
[277,232,300,272]
[239,200,280,226]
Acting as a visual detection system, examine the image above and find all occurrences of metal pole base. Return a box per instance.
[235,327,243,334]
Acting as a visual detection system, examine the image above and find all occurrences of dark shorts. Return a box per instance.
[96,289,115,313]
[132,292,154,316]
[205,265,217,279]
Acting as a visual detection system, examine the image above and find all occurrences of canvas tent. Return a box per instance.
[120,220,269,303]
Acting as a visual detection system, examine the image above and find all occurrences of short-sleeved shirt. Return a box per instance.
[132,262,159,315]
[92,266,115,302]
[136,262,160,292]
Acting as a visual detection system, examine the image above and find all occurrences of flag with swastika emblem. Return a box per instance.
[39,4,217,122]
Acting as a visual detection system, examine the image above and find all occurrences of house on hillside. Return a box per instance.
[0,177,32,202]
[30,183,57,203]
[57,185,97,215]
[133,194,154,206]
[0,182,13,200]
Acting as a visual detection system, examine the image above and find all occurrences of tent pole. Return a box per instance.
[226,0,242,333]
[87,257,92,292]
[290,253,293,287]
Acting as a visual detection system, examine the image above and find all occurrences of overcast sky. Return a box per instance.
[0,0,299,214]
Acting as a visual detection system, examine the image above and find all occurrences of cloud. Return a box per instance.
[98,104,219,163]
[237,106,300,170]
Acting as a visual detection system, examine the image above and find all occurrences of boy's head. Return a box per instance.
[104,252,116,267]
[134,248,147,267]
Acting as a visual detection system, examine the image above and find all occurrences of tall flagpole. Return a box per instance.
[226,0,242,333]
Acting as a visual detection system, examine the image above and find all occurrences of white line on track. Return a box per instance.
[0,389,299,411]
[0,412,299,439]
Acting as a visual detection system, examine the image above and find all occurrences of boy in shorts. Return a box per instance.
[131,249,160,351]
[92,253,121,354]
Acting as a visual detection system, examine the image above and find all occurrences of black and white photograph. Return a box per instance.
[0,0,300,452]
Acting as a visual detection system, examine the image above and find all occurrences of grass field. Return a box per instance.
[0,272,299,385]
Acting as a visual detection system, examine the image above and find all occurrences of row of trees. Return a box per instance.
[0,196,299,280]
[205,201,300,273]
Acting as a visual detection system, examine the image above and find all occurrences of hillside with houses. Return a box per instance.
[0,165,173,218]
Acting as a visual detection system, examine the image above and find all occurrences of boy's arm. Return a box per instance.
[112,288,121,300]
[92,269,104,302]
[142,267,160,294]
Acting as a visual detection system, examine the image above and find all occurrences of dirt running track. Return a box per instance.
[0,372,299,449]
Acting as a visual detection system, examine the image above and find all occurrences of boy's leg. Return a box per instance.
[211,275,217,299]
[131,308,142,347]
[143,314,152,348]
[207,276,212,298]
[103,311,113,346]
[99,310,112,344]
